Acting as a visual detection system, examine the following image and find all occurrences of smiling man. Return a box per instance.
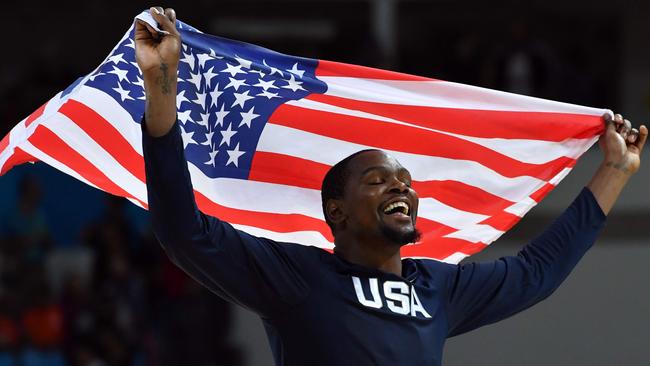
[136,7,647,366]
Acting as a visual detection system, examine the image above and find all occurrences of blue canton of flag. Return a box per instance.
[84,13,326,180]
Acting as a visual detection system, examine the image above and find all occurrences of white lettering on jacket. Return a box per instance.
[352,276,432,318]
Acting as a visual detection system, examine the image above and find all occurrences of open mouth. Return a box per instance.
[382,201,410,216]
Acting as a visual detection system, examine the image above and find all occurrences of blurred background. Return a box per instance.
[1,0,649,365]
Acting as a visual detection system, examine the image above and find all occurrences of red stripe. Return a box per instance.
[25,101,49,127]
[400,236,487,260]
[269,104,574,181]
[0,147,38,176]
[479,211,521,232]
[250,152,515,217]
[59,99,146,182]
[194,191,335,242]
[27,125,147,207]
[0,133,9,155]
[530,183,555,203]
[316,60,434,81]
[249,151,328,191]
[412,180,514,216]
[306,93,604,142]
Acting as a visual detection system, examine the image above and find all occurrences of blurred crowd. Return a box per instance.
[0,176,243,366]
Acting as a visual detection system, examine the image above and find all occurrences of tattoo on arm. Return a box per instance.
[157,63,171,95]
[605,161,630,174]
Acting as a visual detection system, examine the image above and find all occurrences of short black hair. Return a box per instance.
[321,149,381,231]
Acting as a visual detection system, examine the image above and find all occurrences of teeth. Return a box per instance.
[383,201,409,215]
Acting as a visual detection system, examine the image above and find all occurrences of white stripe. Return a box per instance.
[505,197,538,217]
[418,197,488,228]
[259,123,546,202]
[439,252,470,264]
[444,225,504,244]
[231,224,334,249]
[287,97,597,164]
[18,141,98,190]
[42,113,147,203]
[319,77,610,116]
[71,86,144,154]
[187,164,324,220]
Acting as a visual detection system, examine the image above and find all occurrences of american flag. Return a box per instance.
[0,12,607,263]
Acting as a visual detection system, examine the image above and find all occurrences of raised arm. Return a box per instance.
[445,114,646,337]
[135,7,179,137]
[135,8,310,317]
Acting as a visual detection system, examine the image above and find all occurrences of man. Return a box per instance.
[136,7,646,366]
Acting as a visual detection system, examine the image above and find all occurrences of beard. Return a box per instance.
[379,222,422,246]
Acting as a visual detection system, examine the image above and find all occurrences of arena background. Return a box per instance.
[0,1,648,365]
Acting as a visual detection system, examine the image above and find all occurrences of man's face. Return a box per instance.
[339,151,420,246]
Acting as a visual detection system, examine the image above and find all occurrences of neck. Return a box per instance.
[334,237,403,276]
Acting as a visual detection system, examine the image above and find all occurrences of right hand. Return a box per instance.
[135,7,181,77]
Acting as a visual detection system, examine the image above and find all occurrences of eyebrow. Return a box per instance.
[360,166,410,177]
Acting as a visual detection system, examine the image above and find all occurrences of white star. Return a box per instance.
[87,72,104,82]
[234,55,252,69]
[263,59,283,77]
[256,90,280,99]
[249,68,265,76]
[209,48,223,59]
[214,104,229,127]
[125,39,135,49]
[210,84,223,108]
[180,125,198,149]
[130,61,142,74]
[112,82,134,101]
[195,112,210,127]
[197,53,212,69]
[108,65,129,82]
[204,67,218,88]
[192,91,207,107]
[253,78,277,90]
[282,74,304,92]
[232,90,254,108]
[181,52,196,71]
[224,77,247,91]
[226,143,245,167]
[238,106,260,128]
[176,90,190,109]
[187,71,202,91]
[108,53,127,65]
[219,123,237,147]
[221,63,245,77]
[178,110,192,124]
[288,62,306,78]
[133,76,144,89]
[202,128,215,146]
[204,148,219,167]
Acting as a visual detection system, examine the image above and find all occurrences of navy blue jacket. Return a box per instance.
[143,121,606,366]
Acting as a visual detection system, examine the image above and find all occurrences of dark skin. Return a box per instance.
[326,151,420,276]
[138,7,646,278]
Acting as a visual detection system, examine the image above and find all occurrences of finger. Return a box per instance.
[627,128,639,144]
[150,7,178,36]
[135,19,159,40]
[164,8,177,24]
[620,119,632,139]
[635,125,648,152]
[614,113,624,127]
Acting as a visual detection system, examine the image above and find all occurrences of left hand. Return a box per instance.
[599,113,647,175]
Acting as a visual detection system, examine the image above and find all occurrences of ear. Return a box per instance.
[326,199,347,228]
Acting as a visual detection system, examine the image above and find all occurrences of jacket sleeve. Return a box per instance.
[142,120,310,318]
[445,188,606,337]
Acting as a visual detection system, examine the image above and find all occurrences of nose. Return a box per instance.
[388,177,409,194]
